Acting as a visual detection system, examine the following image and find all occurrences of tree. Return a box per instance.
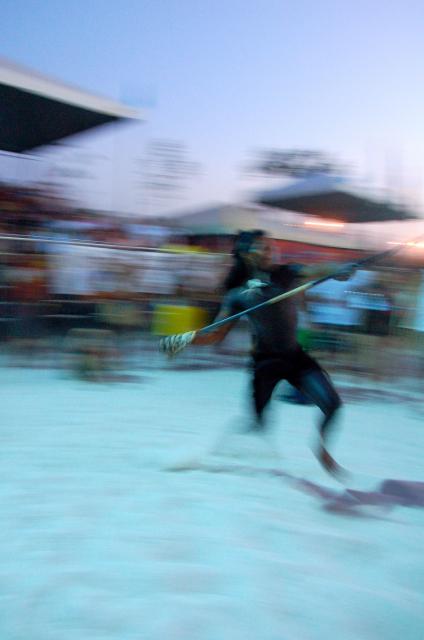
[246,149,344,178]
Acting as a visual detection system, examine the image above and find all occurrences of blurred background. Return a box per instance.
[1,1,424,385]
[0,179,423,385]
[1,2,424,639]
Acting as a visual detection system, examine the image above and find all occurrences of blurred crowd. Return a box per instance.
[300,267,424,384]
[0,181,423,385]
[0,181,228,378]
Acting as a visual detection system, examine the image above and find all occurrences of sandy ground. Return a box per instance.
[0,365,423,640]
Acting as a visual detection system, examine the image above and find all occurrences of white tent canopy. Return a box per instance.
[171,204,266,235]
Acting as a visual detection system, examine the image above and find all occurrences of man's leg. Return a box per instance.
[297,369,342,439]
[208,358,283,462]
[291,361,343,473]
[251,358,284,429]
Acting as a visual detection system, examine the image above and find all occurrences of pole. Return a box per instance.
[197,233,424,336]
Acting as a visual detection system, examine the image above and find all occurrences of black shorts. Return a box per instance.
[252,345,322,388]
[250,345,340,423]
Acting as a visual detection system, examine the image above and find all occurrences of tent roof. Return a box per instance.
[171,204,264,234]
[0,58,142,152]
[256,174,417,223]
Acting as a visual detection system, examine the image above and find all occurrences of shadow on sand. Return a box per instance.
[293,476,424,517]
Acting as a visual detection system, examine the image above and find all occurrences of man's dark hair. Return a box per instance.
[223,229,265,292]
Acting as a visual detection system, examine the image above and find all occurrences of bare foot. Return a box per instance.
[316,445,347,480]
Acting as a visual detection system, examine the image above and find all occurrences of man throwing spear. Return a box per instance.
[160,230,357,475]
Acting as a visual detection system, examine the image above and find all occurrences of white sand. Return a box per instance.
[0,366,423,640]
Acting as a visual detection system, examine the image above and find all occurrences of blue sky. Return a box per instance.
[2,0,424,217]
